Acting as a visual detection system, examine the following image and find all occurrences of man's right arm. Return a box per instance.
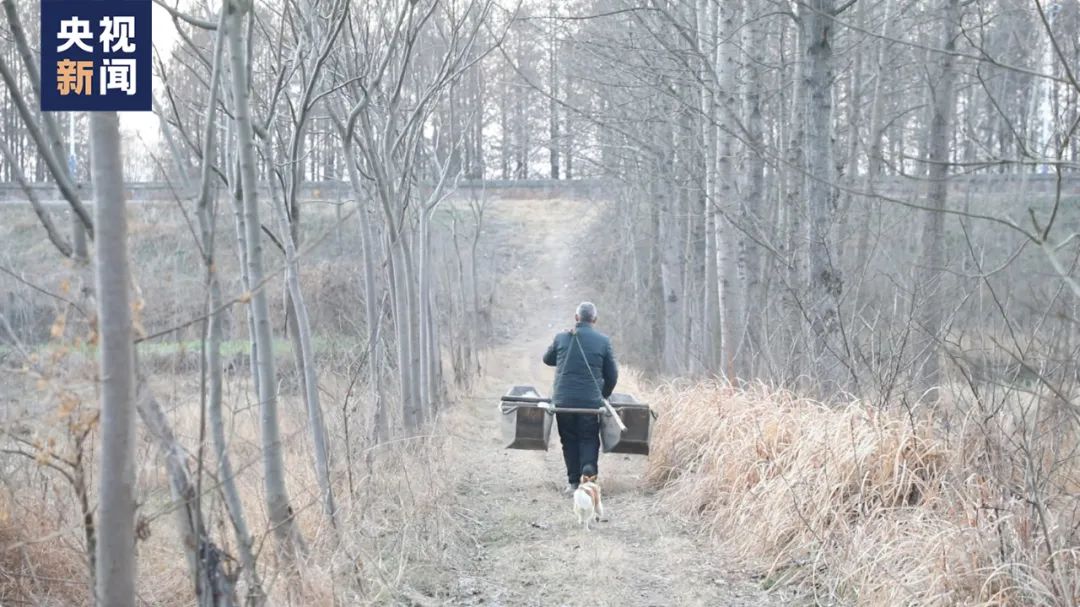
[543,336,559,367]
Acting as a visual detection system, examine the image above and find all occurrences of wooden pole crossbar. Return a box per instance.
[499,396,632,431]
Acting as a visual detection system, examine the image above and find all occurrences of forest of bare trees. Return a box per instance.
[1,0,1079,604]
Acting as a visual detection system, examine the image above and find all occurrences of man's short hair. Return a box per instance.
[576,301,597,323]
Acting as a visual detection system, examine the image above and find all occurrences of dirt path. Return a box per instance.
[436,198,783,607]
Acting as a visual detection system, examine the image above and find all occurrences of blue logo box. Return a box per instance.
[40,0,152,112]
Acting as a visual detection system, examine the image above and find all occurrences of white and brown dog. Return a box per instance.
[573,464,604,531]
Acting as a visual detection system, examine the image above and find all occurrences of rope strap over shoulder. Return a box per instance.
[569,330,627,432]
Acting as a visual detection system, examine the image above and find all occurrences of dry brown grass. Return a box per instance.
[0,492,90,606]
[0,360,467,606]
[645,381,1080,606]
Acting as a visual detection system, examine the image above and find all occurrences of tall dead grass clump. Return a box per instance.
[0,492,89,606]
[646,381,1080,606]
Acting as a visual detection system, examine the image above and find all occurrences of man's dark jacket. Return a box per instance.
[543,322,618,407]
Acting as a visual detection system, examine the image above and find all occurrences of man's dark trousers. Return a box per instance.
[556,410,600,485]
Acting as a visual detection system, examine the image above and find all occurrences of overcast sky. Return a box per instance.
[119,3,180,149]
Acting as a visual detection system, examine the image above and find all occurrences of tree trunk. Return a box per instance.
[226,0,304,556]
[228,165,260,399]
[423,218,441,407]
[802,0,841,393]
[418,211,432,418]
[500,81,511,179]
[716,0,742,380]
[135,374,235,607]
[72,213,89,264]
[340,138,387,443]
[389,235,421,430]
[918,0,960,395]
[340,138,387,442]
[834,1,865,268]
[266,142,338,527]
[741,5,767,378]
[205,271,261,604]
[401,235,425,422]
[783,18,807,381]
[91,110,136,607]
[699,0,721,374]
[548,0,560,179]
[678,135,699,374]
[854,0,894,277]
[419,207,442,415]
[656,148,683,375]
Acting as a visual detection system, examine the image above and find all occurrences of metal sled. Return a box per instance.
[499,387,657,455]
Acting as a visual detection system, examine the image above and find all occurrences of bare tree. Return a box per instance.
[226,0,304,556]
[335,0,498,431]
[155,7,265,599]
[90,111,136,607]
[917,0,961,396]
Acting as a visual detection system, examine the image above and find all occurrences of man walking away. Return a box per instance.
[543,301,619,493]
